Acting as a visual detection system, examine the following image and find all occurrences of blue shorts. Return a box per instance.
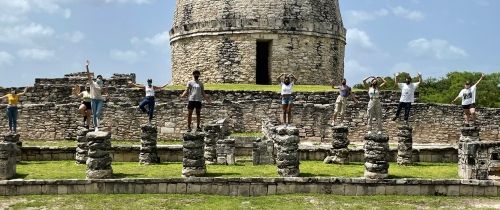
[282,97,293,105]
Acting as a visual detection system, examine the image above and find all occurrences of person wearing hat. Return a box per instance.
[85,60,106,131]
[452,73,485,125]
[129,79,167,124]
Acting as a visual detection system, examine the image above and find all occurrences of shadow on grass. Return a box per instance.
[205,172,241,177]
[300,173,333,177]
[112,173,145,179]
[14,173,28,179]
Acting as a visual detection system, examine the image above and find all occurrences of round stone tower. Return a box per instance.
[170,0,346,85]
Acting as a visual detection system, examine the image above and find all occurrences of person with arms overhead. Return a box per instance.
[331,78,358,126]
[277,73,298,125]
[363,76,387,134]
[392,72,422,124]
[452,73,485,125]
[85,60,105,132]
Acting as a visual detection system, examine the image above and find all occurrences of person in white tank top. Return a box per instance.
[129,79,167,124]
[363,76,387,134]
[277,73,298,125]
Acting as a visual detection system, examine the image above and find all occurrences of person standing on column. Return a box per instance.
[392,73,422,124]
[363,76,387,134]
[277,73,298,125]
[452,73,485,125]
[129,79,167,124]
[85,60,105,132]
[181,70,211,132]
[1,87,28,133]
[72,84,92,129]
[331,78,358,126]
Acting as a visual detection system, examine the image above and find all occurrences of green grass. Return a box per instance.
[1,194,499,210]
[22,140,182,147]
[15,161,459,180]
[165,84,358,92]
[230,132,264,138]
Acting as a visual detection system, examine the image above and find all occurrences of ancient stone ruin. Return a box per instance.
[396,125,413,166]
[75,127,90,164]
[364,133,390,179]
[0,134,20,180]
[252,138,275,165]
[216,139,236,165]
[182,132,206,177]
[324,126,350,164]
[458,126,500,180]
[3,133,21,163]
[203,123,221,165]
[139,124,160,165]
[86,131,113,179]
[275,126,301,177]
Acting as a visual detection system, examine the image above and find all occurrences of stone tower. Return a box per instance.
[170,0,346,85]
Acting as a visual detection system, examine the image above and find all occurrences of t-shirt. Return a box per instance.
[5,94,20,106]
[187,80,204,102]
[81,91,91,102]
[339,85,352,97]
[90,80,104,100]
[368,87,380,99]
[398,83,419,103]
[458,85,477,105]
[281,82,293,95]
[145,85,155,97]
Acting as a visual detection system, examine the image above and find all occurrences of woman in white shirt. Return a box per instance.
[452,73,484,125]
[129,79,167,124]
[363,76,387,134]
[277,73,298,125]
[72,84,92,129]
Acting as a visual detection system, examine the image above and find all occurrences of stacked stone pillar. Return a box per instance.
[324,126,350,164]
[203,123,220,164]
[86,131,113,179]
[216,139,236,165]
[275,126,300,177]
[75,127,90,164]
[139,124,160,165]
[3,133,21,162]
[252,138,275,165]
[458,126,482,179]
[396,125,413,166]
[182,132,206,177]
[364,133,390,179]
[1,133,20,180]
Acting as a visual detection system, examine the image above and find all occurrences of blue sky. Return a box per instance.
[0,0,498,87]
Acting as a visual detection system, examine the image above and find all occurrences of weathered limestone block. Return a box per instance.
[139,124,160,165]
[203,123,220,165]
[397,125,413,166]
[86,131,113,179]
[364,133,390,179]
[216,139,236,165]
[275,126,300,177]
[0,143,18,180]
[458,126,487,179]
[3,133,21,163]
[252,138,275,165]
[324,126,350,164]
[182,132,206,177]
[75,127,90,164]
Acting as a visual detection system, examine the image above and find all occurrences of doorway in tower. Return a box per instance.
[256,41,272,85]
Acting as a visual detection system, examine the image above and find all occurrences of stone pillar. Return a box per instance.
[252,138,275,165]
[3,133,21,162]
[182,132,206,177]
[86,131,113,179]
[275,126,300,177]
[458,126,481,179]
[139,124,160,165]
[324,126,350,164]
[396,125,413,166]
[75,127,90,164]
[0,142,18,180]
[364,133,390,179]
[216,139,236,165]
[203,123,220,165]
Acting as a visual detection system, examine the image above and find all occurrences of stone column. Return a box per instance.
[0,142,18,180]
[252,138,275,165]
[458,126,481,179]
[75,127,90,164]
[275,126,300,177]
[139,124,160,165]
[3,133,21,162]
[364,133,390,179]
[203,123,220,165]
[182,132,206,177]
[396,125,413,166]
[324,126,350,164]
[216,139,236,165]
[86,131,113,179]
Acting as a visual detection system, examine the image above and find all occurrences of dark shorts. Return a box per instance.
[188,101,202,110]
[83,102,92,110]
[462,103,476,110]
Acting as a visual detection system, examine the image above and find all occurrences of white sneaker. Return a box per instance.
[377,131,382,135]
[95,127,99,132]
[367,131,372,134]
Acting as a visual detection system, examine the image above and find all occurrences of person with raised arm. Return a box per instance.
[392,72,422,124]
[128,79,167,124]
[180,70,211,132]
[331,78,358,126]
[85,60,105,132]
[1,87,29,133]
[363,76,387,134]
[72,84,92,128]
[452,73,485,125]
[277,73,298,125]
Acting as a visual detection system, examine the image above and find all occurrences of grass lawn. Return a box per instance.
[22,140,182,147]
[165,84,360,93]
[15,161,458,180]
[1,194,499,210]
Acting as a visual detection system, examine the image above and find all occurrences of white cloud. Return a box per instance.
[0,51,14,66]
[17,48,55,60]
[391,6,425,21]
[131,31,170,47]
[408,38,468,60]
[345,9,388,25]
[110,49,146,63]
[62,31,85,43]
[0,23,55,44]
[347,28,375,49]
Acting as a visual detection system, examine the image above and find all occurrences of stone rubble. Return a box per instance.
[216,139,236,165]
[324,126,350,164]
[252,138,275,165]
[139,124,160,165]
[275,126,300,177]
[182,132,206,177]
[364,133,390,179]
[86,131,113,179]
[75,127,90,164]
[203,123,220,165]
[397,125,413,166]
